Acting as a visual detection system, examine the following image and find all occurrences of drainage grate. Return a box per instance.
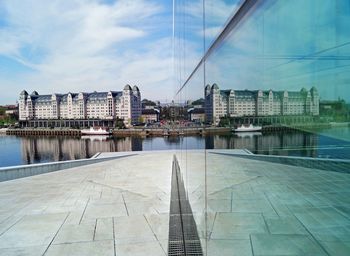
[168,155,203,256]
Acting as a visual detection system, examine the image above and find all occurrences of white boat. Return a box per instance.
[0,128,8,134]
[235,132,262,138]
[233,124,262,132]
[81,127,112,135]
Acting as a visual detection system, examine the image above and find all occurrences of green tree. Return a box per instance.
[115,118,125,129]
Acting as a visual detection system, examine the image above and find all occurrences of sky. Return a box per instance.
[0,0,175,105]
[0,0,241,105]
[1,0,347,105]
[203,0,350,102]
[175,0,350,102]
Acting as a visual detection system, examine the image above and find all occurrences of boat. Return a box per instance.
[233,124,262,132]
[0,128,8,134]
[235,132,262,137]
[81,127,112,135]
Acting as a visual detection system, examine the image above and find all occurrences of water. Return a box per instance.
[303,124,350,142]
[0,126,349,168]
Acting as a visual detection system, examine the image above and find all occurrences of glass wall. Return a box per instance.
[174,0,350,255]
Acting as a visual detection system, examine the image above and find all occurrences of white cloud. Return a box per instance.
[184,0,239,25]
[0,0,175,104]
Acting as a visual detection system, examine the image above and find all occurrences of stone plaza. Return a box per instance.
[0,150,349,255]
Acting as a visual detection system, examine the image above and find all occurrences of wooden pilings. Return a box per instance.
[113,127,231,137]
[6,129,81,136]
[6,124,325,137]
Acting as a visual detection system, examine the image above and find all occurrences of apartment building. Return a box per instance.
[19,85,142,126]
[205,84,319,125]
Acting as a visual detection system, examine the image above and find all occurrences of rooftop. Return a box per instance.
[0,150,349,255]
[27,91,124,104]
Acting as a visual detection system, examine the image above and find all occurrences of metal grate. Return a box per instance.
[168,155,203,256]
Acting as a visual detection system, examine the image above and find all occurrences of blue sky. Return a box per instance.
[2,0,347,105]
[0,0,241,105]
[0,0,176,104]
[202,0,350,102]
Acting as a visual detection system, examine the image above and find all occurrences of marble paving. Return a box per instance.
[0,150,349,255]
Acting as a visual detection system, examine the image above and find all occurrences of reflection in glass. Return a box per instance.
[174,0,350,255]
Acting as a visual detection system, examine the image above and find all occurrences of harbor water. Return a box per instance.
[0,126,349,168]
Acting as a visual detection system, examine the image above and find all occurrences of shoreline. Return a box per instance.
[3,122,344,137]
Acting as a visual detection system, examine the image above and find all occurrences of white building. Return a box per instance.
[19,85,142,126]
[188,108,205,122]
[141,109,160,123]
[205,84,319,125]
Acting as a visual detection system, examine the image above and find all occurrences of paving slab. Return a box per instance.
[264,216,308,235]
[94,218,113,241]
[116,240,166,256]
[251,234,328,256]
[0,152,173,254]
[144,213,169,241]
[207,239,252,256]
[211,212,268,240]
[321,241,350,256]
[0,150,349,255]
[53,223,95,244]
[0,245,47,256]
[114,215,156,244]
[45,240,114,256]
[0,213,68,248]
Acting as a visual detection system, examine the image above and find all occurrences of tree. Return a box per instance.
[115,118,125,129]
[141,99,156,107]
[191,98,205,106]
[138,116,144,123]
[218,117,230,127]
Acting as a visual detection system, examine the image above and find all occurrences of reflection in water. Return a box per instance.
[235,132,262,138]
[209,132,319,158]
[0,128,348,167]
[20,136,142,165]
[81,135,110,141]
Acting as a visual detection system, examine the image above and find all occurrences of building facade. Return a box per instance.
[141,109,160,123]
[205,84,319,125]
[19,85,141,126]
[188,108,205,122]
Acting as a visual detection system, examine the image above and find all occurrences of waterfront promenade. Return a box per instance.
[0,150,349,255]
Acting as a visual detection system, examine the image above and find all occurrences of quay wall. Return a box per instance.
[113,127,231,137]
[6,129,81,136]
[6,127,232,137]
[5,124,331,137]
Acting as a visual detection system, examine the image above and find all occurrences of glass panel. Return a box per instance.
[173,0,207,253]
[175,0,350,255]
[204,0,243,50]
